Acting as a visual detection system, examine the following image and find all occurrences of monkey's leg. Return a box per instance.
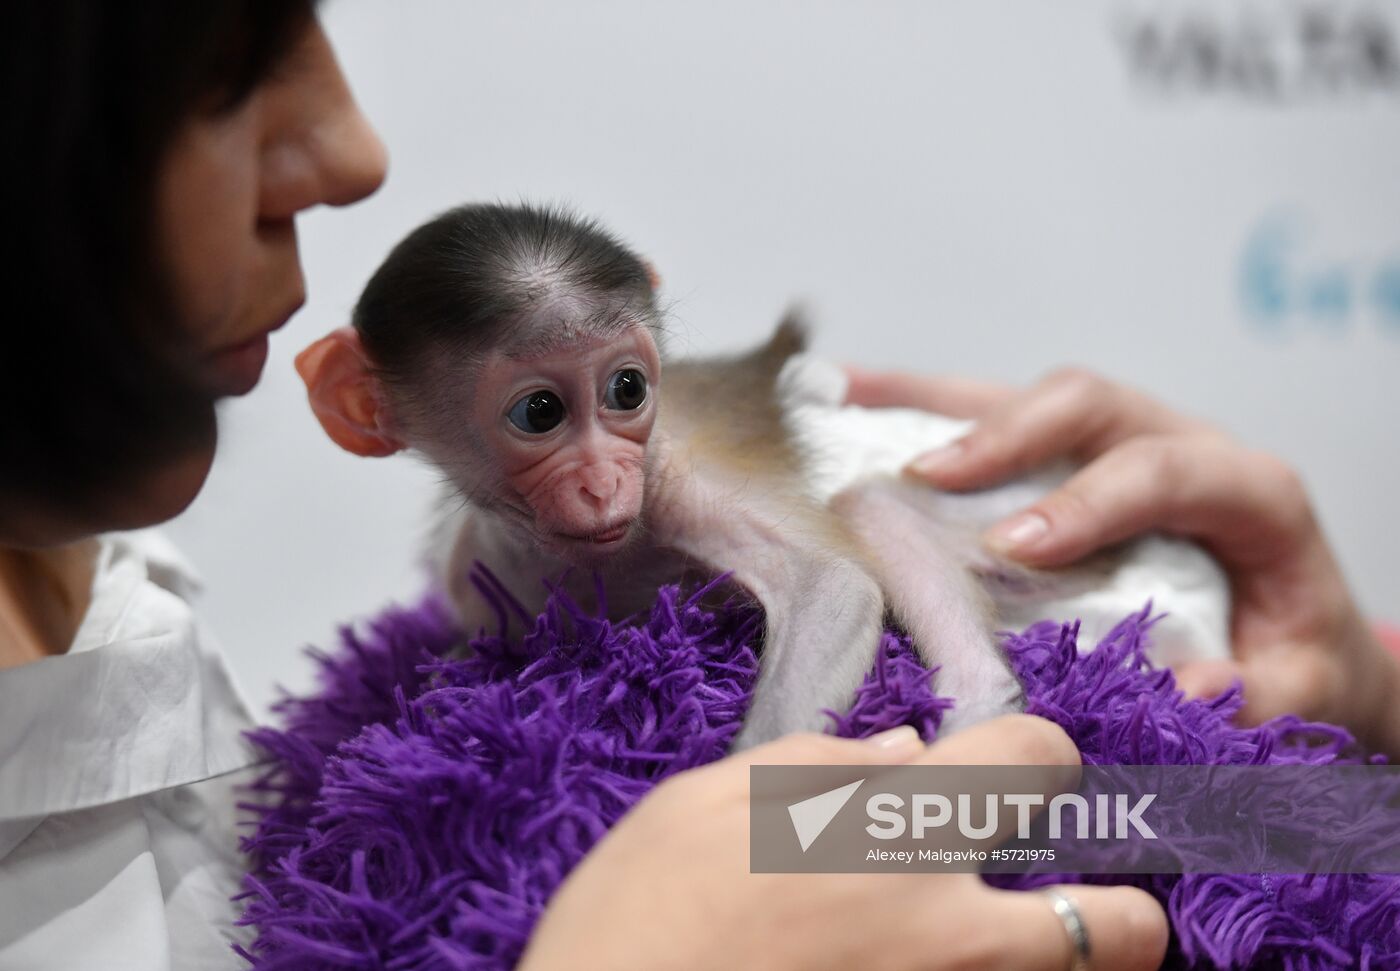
[667,492,887,750]
[831,478,1025,735]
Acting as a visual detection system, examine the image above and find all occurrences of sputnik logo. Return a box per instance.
[787,779,864,852]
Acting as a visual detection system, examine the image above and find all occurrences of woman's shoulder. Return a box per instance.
[105,527,204,598]
[2,527,259,820]
[0,530,259,968]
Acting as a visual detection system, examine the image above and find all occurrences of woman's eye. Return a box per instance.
[507,391,566,433]
[604,369,648,411]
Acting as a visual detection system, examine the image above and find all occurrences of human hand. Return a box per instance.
[519,716,1167,971]
[845,365,1400,755]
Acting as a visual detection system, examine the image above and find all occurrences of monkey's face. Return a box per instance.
[471,325,661,558]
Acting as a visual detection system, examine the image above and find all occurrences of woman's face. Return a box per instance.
[4,18,386,548]
[32,19,388,543]
[159,20,387,398]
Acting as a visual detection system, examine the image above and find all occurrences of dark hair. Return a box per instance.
[1,1,315,517]
[354,202,660,389]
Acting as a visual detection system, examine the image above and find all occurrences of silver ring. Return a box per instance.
[1042,888,1091,971]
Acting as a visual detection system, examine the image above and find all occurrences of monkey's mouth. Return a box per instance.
[558,520,634,546]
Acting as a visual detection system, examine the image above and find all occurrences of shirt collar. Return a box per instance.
[0,532,258,822]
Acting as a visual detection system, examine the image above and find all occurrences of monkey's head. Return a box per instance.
[296,203,663,558]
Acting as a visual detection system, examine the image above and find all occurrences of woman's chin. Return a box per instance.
[1,438,218,549]
[110,439,219,530]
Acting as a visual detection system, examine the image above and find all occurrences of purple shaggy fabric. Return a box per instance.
[238,583,1399,970]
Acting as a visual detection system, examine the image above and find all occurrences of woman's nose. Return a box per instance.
[315,103,388,208]
[257,22,388,220]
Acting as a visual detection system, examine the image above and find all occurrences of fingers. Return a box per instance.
[904,368,1205,492]
[979,435,1189,566]
[735,716,1082,775]
[978,436,1317,570]
[1173,658,1244,702]
[727,726,929,770]
[1174,648,1344,730]
[841,366,1013,418]
[1173,657,1290,727]
[876,716,1085,850]
[1233,649,1341,727]
[917,714,1080,772]
[986,884,1168,971]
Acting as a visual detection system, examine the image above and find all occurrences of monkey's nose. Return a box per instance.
[577,465,621,503]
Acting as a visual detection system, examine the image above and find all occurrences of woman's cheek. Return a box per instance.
[154,104,263,348]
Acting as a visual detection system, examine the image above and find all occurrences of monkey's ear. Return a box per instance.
[643,260,661,291]
[294,327,405,458]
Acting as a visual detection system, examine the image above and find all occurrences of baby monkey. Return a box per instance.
[297,203,1023,747]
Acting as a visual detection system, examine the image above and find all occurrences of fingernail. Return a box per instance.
[985,511,1050,553]
[864,725,922,752]
[907,441,964,477]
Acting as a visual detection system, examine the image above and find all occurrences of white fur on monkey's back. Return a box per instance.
[437,315,1230,748]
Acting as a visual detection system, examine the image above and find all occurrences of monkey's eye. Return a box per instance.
[507,391,566,433]
[604,369,648,411]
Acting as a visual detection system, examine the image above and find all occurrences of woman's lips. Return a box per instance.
[204,296,304,396]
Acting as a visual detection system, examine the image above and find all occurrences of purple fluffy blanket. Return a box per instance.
[237,581,1399,970]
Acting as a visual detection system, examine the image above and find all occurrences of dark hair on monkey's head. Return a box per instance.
[353,203,661,387]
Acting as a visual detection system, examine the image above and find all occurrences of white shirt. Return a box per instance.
[0,532,260,970]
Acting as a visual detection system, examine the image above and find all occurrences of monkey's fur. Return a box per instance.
[328,203,1030,748]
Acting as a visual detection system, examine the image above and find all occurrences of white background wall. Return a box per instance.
[166,0,1400,718]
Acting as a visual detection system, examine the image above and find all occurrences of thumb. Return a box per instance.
[1176,650,1339,728]
[1173,659,1243,701]
[731,726,928,769]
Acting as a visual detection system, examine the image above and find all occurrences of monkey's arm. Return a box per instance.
[437,503,556,642]
[651,318,889,748]
[652,467,887,749]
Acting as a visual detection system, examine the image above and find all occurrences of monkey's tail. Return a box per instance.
[759,307,811,370]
